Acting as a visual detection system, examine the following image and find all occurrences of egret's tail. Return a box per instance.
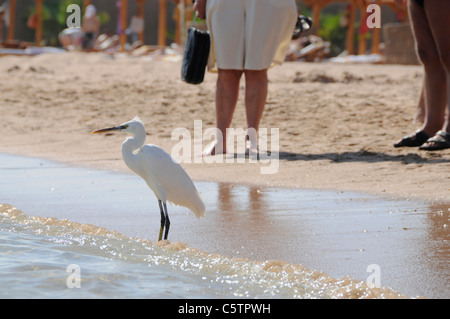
[167,190,205,218]
[189,191,205,218]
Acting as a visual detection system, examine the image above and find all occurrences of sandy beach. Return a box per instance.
[0,52,448,204]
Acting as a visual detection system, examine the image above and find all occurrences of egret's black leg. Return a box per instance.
[163,202,170,240]
[158,200,165,241]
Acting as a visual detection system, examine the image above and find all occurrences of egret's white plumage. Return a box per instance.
[92,116,205,241]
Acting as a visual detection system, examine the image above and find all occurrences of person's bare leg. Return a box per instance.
[446,78,450,132]
[409,0,447,136]
[203,69,242,156]
[414,81,425,123]
[243,69,268,153]
[244,69,268,131]
[425,0,450,133]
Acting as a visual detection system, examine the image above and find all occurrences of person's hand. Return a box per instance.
[193,0,207,19]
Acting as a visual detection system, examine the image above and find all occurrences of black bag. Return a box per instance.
[181,15,211,85]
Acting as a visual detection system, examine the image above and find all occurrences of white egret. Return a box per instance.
[92,116,205,241]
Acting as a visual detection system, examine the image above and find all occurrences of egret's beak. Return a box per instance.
[91,125,126,134]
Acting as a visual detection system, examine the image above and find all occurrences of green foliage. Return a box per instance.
[25,0,109,46]
[97,12,110,26]
[318,13,346,57]
[26,0,63,46]
[296,2,351,57]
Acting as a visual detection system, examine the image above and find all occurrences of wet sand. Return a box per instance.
[0,52,448,298]
[1,153,448,298]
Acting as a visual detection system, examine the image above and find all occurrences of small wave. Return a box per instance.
[0,204,414,299]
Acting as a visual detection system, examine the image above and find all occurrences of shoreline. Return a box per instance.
[2,147,449,206]
[0,52,448,203]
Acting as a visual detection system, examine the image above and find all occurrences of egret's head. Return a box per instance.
[91,116,144,135]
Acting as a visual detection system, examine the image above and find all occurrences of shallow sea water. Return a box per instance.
[0,153,448,298]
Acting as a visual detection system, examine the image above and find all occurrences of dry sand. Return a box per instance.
[0,52,448,204]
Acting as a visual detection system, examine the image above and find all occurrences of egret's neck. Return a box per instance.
[122,134,145,153]
[121,129,146,172]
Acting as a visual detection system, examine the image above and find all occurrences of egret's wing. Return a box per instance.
[139,144,205,218]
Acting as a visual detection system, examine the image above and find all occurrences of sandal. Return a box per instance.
[419,131,450,151]
[394,130,430,148]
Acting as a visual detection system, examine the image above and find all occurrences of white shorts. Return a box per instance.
[206,0,298,71]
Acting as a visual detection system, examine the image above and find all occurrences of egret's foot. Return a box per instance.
[154,239,171,247]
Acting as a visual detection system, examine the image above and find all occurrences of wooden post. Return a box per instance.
[371,0,381,54]
[345,2,356,55]
[137,0,145,42]
[7,0,16,41]
[357,4,367,54]
[120,0,128,52]
[35,0,43,46]
[312,2,321,31]
[186,2,193,22]
[158,0,167,46]
[174,2,180,44]
[180,0,186,45]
